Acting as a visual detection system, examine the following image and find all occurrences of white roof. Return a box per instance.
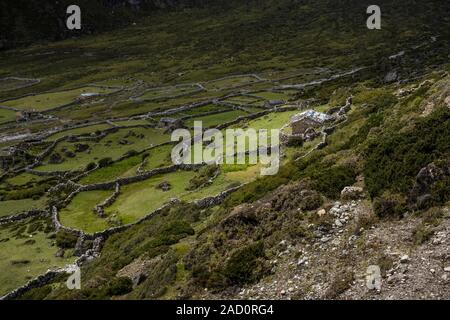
[291,110,332,123]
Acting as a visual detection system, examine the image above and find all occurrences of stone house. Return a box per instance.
[264,100,284,108]
[290,110,333,135]
[158,117,183,132]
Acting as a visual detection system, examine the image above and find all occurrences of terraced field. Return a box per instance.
[0,108,17,124]
[3,86,119,112]
[0,217,74,296]
[35,127,170,172]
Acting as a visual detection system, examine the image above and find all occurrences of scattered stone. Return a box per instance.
[400,255,410,263]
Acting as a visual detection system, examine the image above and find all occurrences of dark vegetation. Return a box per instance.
[364,107,450,199]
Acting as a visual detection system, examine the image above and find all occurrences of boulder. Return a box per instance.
[156,181,172,192]
[49,152,63,164]
[384,71,398,83]
[408,162,449,210]
[340,186,363,200]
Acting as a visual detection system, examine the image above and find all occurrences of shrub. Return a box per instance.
[364,107,450,199]
[106,277,133,296]
[299,191,323,211]
[124,150,138,157]
[85,162,97,171]
[373,194,406,219]
[161,221,195,237]
[412,224,434,245]
[98,157,113,168]
[223,241,265,285]
[324,270,354,299]
[310,165,357,199]
[186,165,219,191]
[56,230,78,249]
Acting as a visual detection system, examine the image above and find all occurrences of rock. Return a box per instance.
[334,219,343,227]
[156,181,171,192]
[409,163,449,210]
[49,152,63,164]
[400,255,409,263]
[74,143,89,152]
[55,248,65,258]
[297,258,308,266]
[317,209,326,216]
[341,186,364,200]
[64,151,76,158]
[444,267,450,272]
[384,71,398,83]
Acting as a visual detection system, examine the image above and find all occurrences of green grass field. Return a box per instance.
[204,75,260,91]
[4,173,48,187]
[223,95,263,105]
[0,108,17,124]
[0,78,36,92]
[185,110,248,128]
[253,91,292,101]
[0,197,48,218]
[142,144,174,171]
[59,190,114,233]
[138,84,202,101]
[45,123,115,141]
[61,162,261,233]
[0,217,74,296]
[79,154,143,185]
[3,86,118,112]
[35,127,170,172]
[110,119,153,127]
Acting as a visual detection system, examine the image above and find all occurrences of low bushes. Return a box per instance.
[186,165,219,191]
[223,241,266,285]
[106,277,133,296]
[55,230,78,249]
[364,107,450,199]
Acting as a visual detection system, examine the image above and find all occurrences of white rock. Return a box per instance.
[444,267,450,272]
[400,255,409,263]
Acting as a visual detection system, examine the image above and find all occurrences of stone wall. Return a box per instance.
[0,266,77,300]
[0,210,47,225]
[93,183,121,217]
[80,163,201,191]
[195,185,242,208]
